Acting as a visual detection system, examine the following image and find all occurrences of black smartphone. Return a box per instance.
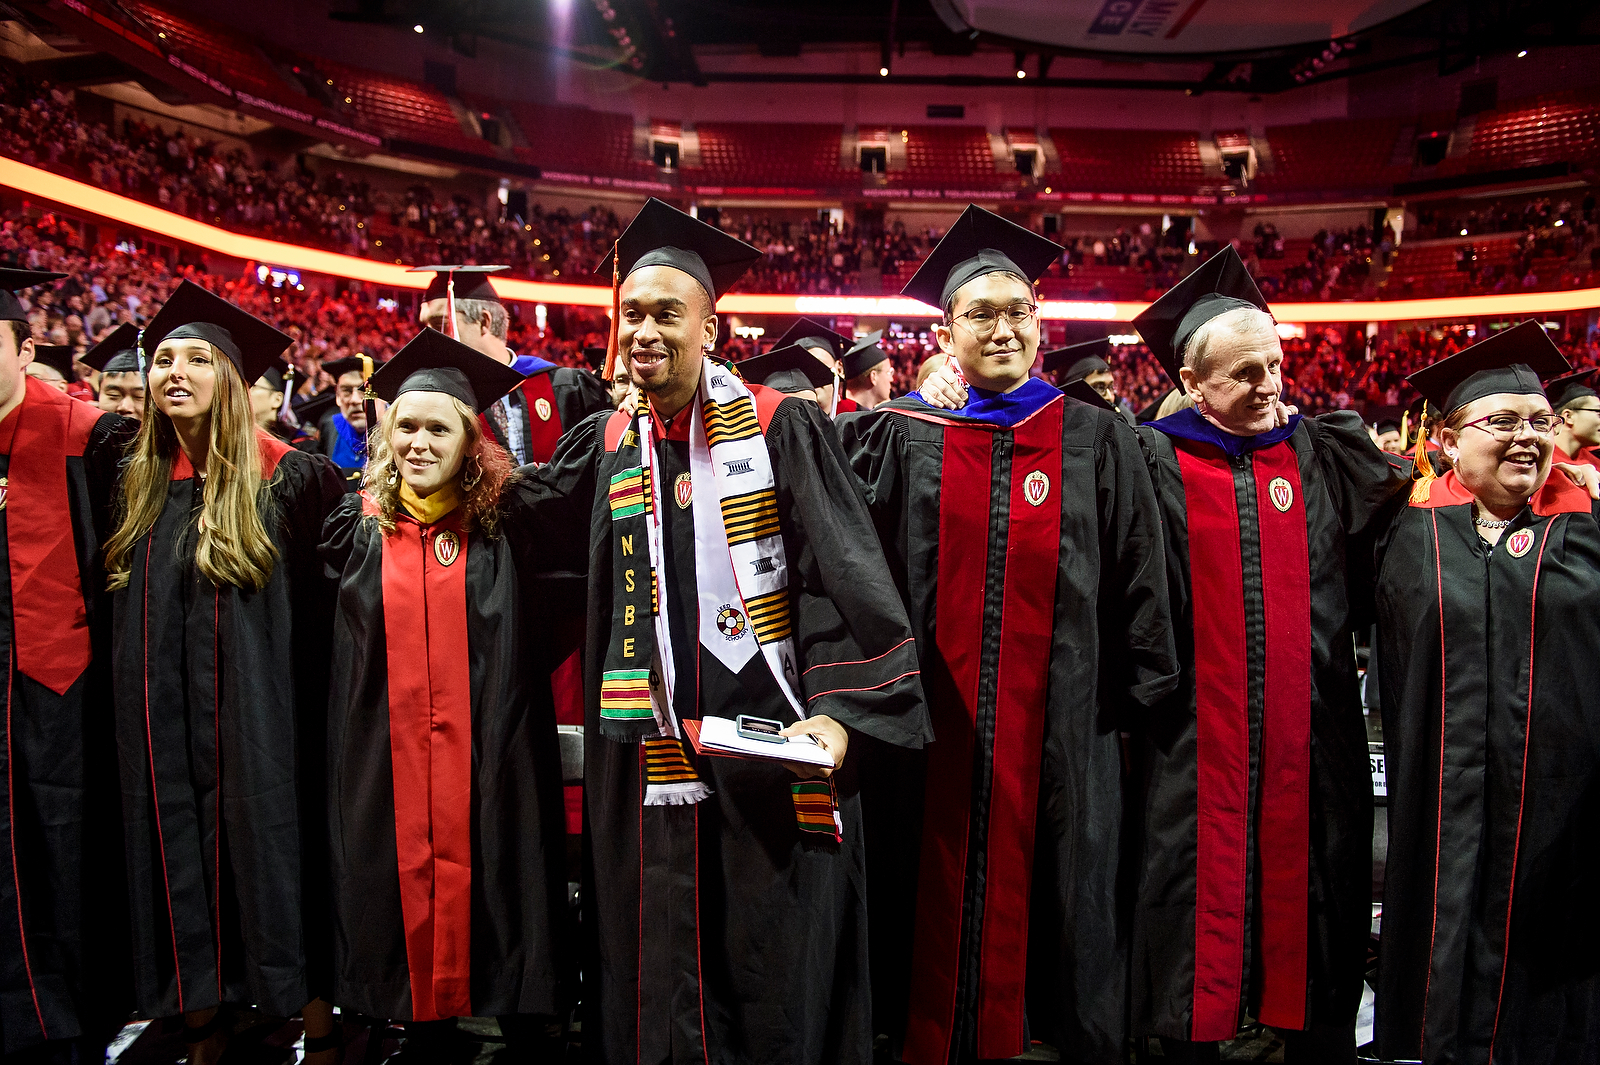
[736,715,787,743]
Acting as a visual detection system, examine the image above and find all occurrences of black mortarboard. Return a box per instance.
[321,355,369,382]
[1062,378,1115,412]
[29,345,75,382]
[1042,337,1112,383]
[772,317,852,360]
[83,322,140,374]
[1406,320,1571,415]
[407,264,508,304]
[367,328,525,416]
[255,359,291,393]
[842,330,889,379]
[1133,246,1270,386]
[1544,368,1599,411]
[0,268,67,323]
[583,346,608,371]
[295,389,337,426]
[1136,388,1178,424]
[900,204,1062,311]
[1375,418,1401,435]
[595,198,762,305]
[140,280,291,384]
[735,343,835,394]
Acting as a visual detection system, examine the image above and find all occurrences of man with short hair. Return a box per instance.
[538,199,927,1065]
[841,206,1179,1065]
[415,265,610,464]
[1544,367,1600,468]
[0,269,136,1064]
[842,330,893,410]
[83,323,143,423]
[1129,247,1407,1064]
[315,355,369,491]
[767,317,853,414]
[1374,417,1404,454]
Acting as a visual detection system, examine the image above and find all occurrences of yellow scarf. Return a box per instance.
[399,481,462,525]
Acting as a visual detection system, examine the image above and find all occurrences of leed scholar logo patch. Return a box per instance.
[1505,528,1534,558]
[716,604,746,641]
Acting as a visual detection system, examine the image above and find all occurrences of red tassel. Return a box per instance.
[604,240,621,382]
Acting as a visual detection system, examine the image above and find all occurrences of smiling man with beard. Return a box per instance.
[533,198,928,1065]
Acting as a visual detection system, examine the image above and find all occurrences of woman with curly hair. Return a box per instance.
[104,282,346,1065]
[319,329,580,1056]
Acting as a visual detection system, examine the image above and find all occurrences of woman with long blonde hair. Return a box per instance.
[105,282,346,1065]
[319,329,580,1057]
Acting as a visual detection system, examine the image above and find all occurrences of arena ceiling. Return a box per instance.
[327,0,1600,93]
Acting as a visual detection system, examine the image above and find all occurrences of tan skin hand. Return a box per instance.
[779,714,849,780]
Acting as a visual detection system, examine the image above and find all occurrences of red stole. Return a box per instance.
[0,377,103,694]
[903,398,1063,1065]
[1175,438,1312,1039]
[374,496,474,1021]
[479,372,563,464]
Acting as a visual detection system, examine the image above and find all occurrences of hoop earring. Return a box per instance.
[461,459,482,491]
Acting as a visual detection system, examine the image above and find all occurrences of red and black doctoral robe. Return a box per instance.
[834,395,860,416]
[534,393,928,1065]
[0,379,133,1055]
[839,379,1180,1065]
[319,485,577,1022]
[111,435,345,1018]
[1131,408,1406,1044]
[1375,470,1600,1065]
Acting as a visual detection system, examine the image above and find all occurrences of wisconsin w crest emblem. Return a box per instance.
[1505,529,1534,558]
[675,472,693,509]
[1023,470,1050,507]
[433,529,461,566]
[1268,476,1294,512]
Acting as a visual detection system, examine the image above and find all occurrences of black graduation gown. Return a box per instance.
[0,387,134,1055]
[1374,472,1600,1065]
[112,441,345,1019]
[319,483,574,1022]
[536,392,928,1065]
[838,389,1180,1065]
[482,365,612,466]
[1131,411,1405,1043]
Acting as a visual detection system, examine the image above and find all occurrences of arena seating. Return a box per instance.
[1445,90,1600,174]
[121,0,294,104]
[509,101,648,178]
[303,58,476,151]
[890,126,1011,188]
[692,122,852,187]
[1253,118,1408,193]
[1048,128,1207,193]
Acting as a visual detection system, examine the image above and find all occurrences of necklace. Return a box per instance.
[1473,515,1512,529]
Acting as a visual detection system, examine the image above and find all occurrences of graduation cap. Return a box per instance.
[1042,337,1112,383]
[321,355,369,382]
[1375,418,1401,436]
[582,346,608,372]
[735,343,835,394]
[83,322,140,375]
[406,264,508,304]
[295,388,337,426]
[595,198,762,306]
[1062,378,1115,412]
[842,330,888,379]
[139,280,291,385]
[1544,368,1599,411]
[1405,320,1570,415]
[0,268,67,323]
[1132,245,1270,386]
[900,204,1062,311]
[255,359,291,393]
[1136,388,1178,424]
[772,317,852,361]
[29,345,75,382]
[367,327,526,416]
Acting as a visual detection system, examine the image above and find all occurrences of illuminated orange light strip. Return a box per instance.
[7,157,1600,324]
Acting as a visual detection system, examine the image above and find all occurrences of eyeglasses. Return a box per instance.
[1566,405,1600,415]
[952,302,1038,337]
[1462,411,1561,439]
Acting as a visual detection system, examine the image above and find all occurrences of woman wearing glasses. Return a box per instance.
[1374,321,1600,1065]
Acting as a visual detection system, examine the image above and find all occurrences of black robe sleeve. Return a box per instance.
[1304,412,1410,627]
[762,398,930,748]
[549,366,613,431]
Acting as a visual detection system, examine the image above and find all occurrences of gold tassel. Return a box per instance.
[604,239,621,382]
[1409,400,1436,503]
